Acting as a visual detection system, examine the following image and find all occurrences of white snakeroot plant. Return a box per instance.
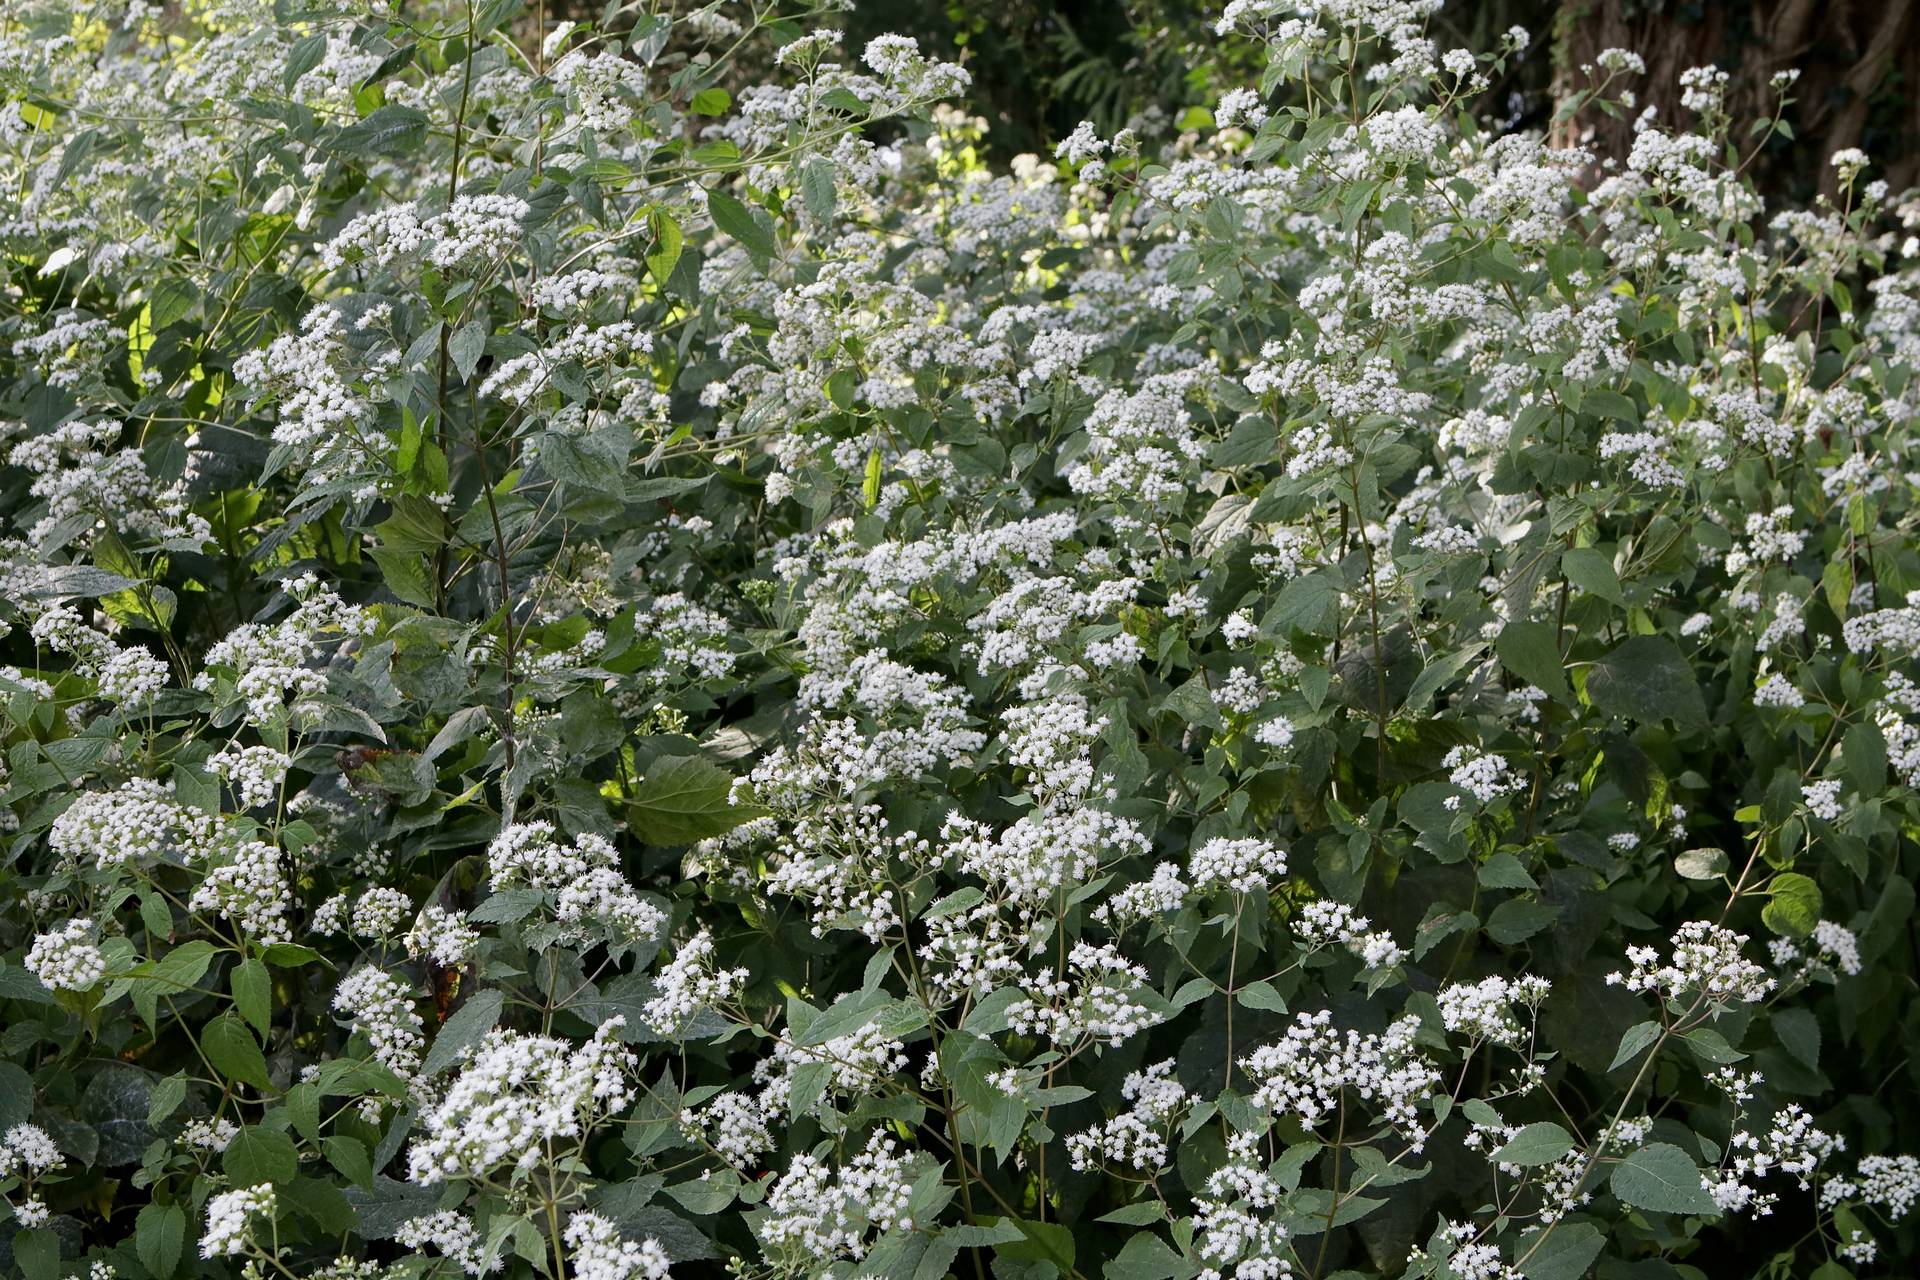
[3,2,1919,1278]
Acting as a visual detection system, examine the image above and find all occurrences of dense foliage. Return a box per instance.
[3,3,1920,1280]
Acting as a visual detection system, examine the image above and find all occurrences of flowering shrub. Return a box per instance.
[4,2,1920,1279]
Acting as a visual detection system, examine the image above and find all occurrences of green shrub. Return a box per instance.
[0,3,1917,1280]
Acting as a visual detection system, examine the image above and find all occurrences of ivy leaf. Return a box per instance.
[628,756,764,846]
[1611,1142,1720,1215]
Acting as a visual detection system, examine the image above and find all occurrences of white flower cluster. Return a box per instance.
[1094,861,1190,925]
[196,578,373,723]
[681,1089,776,1166]
[405,905,480,967]
[642,931,750,1034]
[759,1130,916,1269]
[332,967,425,1081]
[552,50,649,133]
[1006,941,1165,1048]
[1292,899,1405,969]
[26,917,106,991]
[1242,1010,1439,1143]
[1607,920,1774,1006]
[407,1017,637,1184]
[201,1184,275,1258]
[0,1124,63,1177]
[1443,746,1521,810]
[28,604,169,705]
[206,743,290,810]
[425,194,531,271]
[758,1019,909,1114]
[395,1210,493,1276]
[1066,1060,1189,1171]
[1437,975,1552,1048]
[188,838,293,943]
[564,1211,671,1280]
[1189,836,1289,895]
[1191,1132,1290,1280]
[178,1117,238,1152]
[1770,919,1863,979]
[50,778,204,871]
[1705,1104,1845,1214]
[487,822,665,945]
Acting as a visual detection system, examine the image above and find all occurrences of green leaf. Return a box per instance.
[450,320,488,381]
[1586,635,1707,729]
[421,989,504,1077]
[1105,1230,1181,1280]
[232,958,272,1036]
[1512,1222,1605,1280]
[370,547,438,609]
[690,86,731,115]
[334,105,431,157]
[1236,980,1288,1012]
[862,445,882,509]
[203,1014,272,1090]
[1674,847,1728,880]
[1491,1121,1576,1167]
[801,156,837,224]
[1477,851,1537,890]
[1562,546,1624,604]
[1842,720,1886,797]
[646,208,683,285]
[1775,1006,1821,1069]
[223,1125,299,1185]
[137,1202,186,1280]
[1761,871,1822,938]
[147,1074,187,1126]
[283,33,329,93]
[1611,1142,1720,1215]
[1494,620,1571,702]
[147,277,199,331]
[628,755,764,846]
[1610,1020,1662,1071]
[1485,897,1559,944]
[706,188,776,267]
[324,1134,374,1188]
[12,1228,57,1280]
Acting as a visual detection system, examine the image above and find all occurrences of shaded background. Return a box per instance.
[567,0,1920,197]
